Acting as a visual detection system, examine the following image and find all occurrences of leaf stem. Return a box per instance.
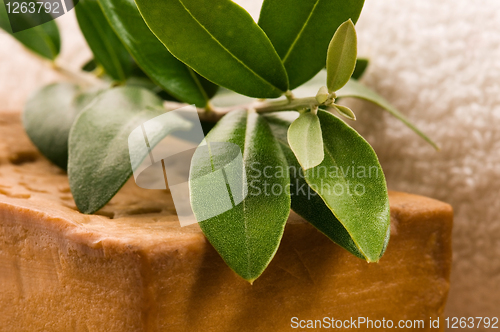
[51,62,107,88]
[252,97,319,113]
[164,96,325,122]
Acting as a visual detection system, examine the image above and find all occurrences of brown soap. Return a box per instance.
[0,112,452,332]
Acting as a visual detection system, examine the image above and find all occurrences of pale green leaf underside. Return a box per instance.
[190,110,290,281]
[327,20,357,92]
[68,87,191,214]
[333,104,356,120]
[135,0,288,98]
[288,112,324,170]
[23,83,102,170]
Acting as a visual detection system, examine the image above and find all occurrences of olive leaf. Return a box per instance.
[258,0,364,89]
[352,57,369,80]
[82,58,99,73]
[0,0,60,60]
[337,79,439,150]
[287,112,324,170]
[291,70,438,149]
[264,112,390,260]
[190,110,291,282]
[135,0,288,98]
[23,83,102,170]
[98,0,217,107]
[303,110,390,261]
[75,0,132,81]
[315,86,329,104]
[327,19,357,93]
[68,87,192,214]
[332,104,356,120]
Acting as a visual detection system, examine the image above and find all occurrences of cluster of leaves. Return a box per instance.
[0,0,437,281]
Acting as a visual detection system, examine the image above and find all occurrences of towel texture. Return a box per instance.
[353,1,500,318]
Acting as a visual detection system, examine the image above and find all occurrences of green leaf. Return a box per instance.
[23,83,102,170]
[0,0,60,60]
[292,70,438,149]
[82,58,98,72]
[264,112,391,260]
[190,110,291,281]
[258,0,364,89]
[287,112,324,170]
[75,0,132,81]
[68,87,192,214]
[332,104,356,120]
[135,0,288,98]
[304,110,390,261]
[352,57,369,80]
[98,0,217,107]
[315,86,329,104]
[337,79,439,150]
[327,19,357,92]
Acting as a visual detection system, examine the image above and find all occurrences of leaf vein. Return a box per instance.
[281,0,321,64]
[242,111,251,276]
[177,0,282,93]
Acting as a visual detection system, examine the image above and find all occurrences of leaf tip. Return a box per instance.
[326,19,358,93]
[302,159,323,171]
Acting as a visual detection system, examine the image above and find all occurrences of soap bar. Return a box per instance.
[0,112,452,332]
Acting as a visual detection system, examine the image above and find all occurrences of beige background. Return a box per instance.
[1,0,499,322]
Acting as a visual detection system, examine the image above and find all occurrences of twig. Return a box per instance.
[50,62,107,88]
[163,96,323,122]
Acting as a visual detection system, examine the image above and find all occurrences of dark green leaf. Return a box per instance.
[23,83,102,169]
[264,112,391,260]
[68,87,191,214]
[75,0,132,81]
[327,19,357,92]
[303,110,390,261]
[81,58,98,72]
[288,112,324,170]
[190,110,291,281]
[258,0,364,89]
[0,0,60,60]
[135,0,288,98]
[352,58,369,80]
[338,79,439,150]
[98,0,217,107]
